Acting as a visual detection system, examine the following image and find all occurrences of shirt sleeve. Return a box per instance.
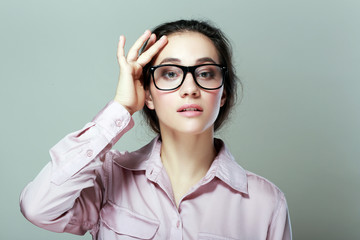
[19,100,134,235]
[267,195,292,240]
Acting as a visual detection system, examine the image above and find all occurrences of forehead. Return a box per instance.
[153,31,220,65]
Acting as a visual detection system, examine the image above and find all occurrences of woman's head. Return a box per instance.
[142,19,240,134]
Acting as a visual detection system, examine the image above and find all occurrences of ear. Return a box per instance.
[145,90,155,110]
[220,89,227,107]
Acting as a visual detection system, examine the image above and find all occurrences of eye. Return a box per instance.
[163,71,178,79]
[196,65,222,81]
[198,71,214,79]
[196,68,216,80]
[156,66,182,81]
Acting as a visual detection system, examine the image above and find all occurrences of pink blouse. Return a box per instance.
[20,101,292,240]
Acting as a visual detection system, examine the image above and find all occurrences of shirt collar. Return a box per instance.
[209,138,248,194]
[113,136,248,194]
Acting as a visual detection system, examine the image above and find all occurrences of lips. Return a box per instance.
[181,108,199,112]
[177,104,203,112]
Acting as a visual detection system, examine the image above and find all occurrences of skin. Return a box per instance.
[114,31,226,207]
[114,30,168,115]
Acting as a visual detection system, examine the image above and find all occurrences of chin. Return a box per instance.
[165,123,214,136]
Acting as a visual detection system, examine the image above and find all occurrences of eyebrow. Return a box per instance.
[159,57,217,65]
[196,57,217,64]
[159,58,181,65]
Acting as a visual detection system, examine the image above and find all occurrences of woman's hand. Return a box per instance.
[114,30,168,115]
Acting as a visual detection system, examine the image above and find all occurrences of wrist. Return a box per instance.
[113,97,134,115]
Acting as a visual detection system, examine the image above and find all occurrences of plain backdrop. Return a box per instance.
[1,0,359,239]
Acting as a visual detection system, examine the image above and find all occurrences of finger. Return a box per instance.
[137,35,168,67]
[127,30,152,61]
[117,35,126,59]
[143,33,156,52]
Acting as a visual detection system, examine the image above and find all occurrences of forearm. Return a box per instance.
[20,160,102,233]
[20,101,134,234]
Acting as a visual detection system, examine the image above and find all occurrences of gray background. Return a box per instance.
[1,0,359,239]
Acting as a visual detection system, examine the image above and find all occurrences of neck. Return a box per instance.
[159,128,217,181]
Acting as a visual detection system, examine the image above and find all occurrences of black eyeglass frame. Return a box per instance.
[149,64,227,91]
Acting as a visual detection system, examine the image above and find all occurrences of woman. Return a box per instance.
[20,19,292,239]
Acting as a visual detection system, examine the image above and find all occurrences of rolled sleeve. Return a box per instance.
[20,101,134,234]
[50,101,134,185]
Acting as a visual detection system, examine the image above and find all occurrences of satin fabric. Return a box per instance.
[20,101,292,240]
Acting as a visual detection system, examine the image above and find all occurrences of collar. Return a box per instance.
[112,136,248,195]
[209,138,248,194]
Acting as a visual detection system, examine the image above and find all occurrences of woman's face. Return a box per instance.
[145,31,226,135]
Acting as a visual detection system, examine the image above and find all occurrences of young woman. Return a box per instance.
[20,20,292,239]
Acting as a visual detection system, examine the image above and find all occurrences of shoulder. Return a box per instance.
[245,170,287,208]
[214,139,286,203]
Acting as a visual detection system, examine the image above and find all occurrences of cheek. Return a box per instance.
[206,91,225,123]
[207,89,224,109]
[150,86,174,110]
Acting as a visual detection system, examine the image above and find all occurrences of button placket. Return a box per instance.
[170,217,183,239]
[176,220,181,228]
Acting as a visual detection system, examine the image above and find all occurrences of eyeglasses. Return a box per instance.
[149,64,227,91]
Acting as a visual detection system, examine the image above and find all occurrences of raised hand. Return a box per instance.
[114,30,168,115]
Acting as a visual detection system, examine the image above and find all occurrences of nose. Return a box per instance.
[179,72,200,97]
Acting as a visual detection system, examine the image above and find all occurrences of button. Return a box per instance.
[176,220,181,228]
[115,119,122,127]
[86,149,93,157]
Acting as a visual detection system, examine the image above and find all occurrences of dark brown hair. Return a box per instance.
[142,19,241,133]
